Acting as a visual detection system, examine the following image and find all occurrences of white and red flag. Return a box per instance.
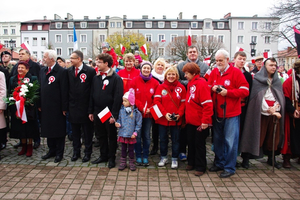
[150,104,163,120]
[98,106,112,123]
[21,42,32,52]
[16,99,27,124]
[235,46,244,52]
[263,51,272,60]
[187,27,192,46]
[120,44,126,54]
[0,43,3,49]
[140,44,147,56]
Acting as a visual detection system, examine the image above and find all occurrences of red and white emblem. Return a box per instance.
[224,79,231,87]
[175,87,182,99]
[150,88,154,94]
[80,73,87,83]
[23,78,30,83]
[102,80,109,90]
[48,76,55,84]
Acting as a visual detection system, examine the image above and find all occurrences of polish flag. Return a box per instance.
[235,46,244,52]
[120,44,126,54]
[141,44,147,56]
[150,104,163,120]
[263,51,272,60]
[16,100,27,124]
[203,55,211,66]
[98,106,112,123]
[21,42,32,52]
[187,27,192,46]
[0,43,3,49]
[204,69,212,80]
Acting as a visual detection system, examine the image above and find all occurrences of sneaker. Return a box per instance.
[136,157,143,166]
[179,153,187,161]
[158,158,168,167]
[171,160,178,169]
[143,158,149,166]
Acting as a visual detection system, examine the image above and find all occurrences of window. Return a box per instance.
[11,29,16,35]
[265,22,271,30]
[126,22,132,28]
[158,47,164,56]
[4,40,9,48]
[238,22,244,30]
[24,37,29,44]
[217,22,224,29]
[251,36,257,43]
[145,34,152,42]
[32,51,38,58]
[218,35,224,43]
[191,22,197,28]
[145,22,152,28]
[80,22,87,28]
[171,48,176,55]
[68,35,74,43]
[99,22,105,28]
[81,47,87,56]
[238,36,244,43]
[171,34,177,42]
[68,22,74,28]
[55,23,62,29]
[201,35,207,42]
[32,37,37,46]
[56,48,62,56]
[205,22,211,29]
[99,35,105,42]
[110,22,115,28]
[192,35,197,41]
[37,25,42,30]
[27,25,32,30]
[80,34,87,43]
[68,48,74,56]
[158,22,165,28]
[171,22,177,28]
[41,37,46,46]
[252,22,258,30]
[208,35,214,42]
[158,34,165,42]
[55,35,62,43]
[117,22,122,28]
[3,29,8,35]
[265,36,271,43]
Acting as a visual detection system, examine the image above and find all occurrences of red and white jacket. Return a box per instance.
[208,65,249,118]
[117,67,140,93]
[185,76,213,126]
[153,81,186,126]
[130,76,159,118]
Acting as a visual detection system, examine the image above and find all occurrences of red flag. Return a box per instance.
[141,44,147,56]
[263,51,272,59]
[187,27,192,46]
[235,46,244,52]
[98,107,112,123]
[150,105,163,120]
[21,42,31,52]
[294,26,300,58]
[120,44,126,54]
[0,43,3,50]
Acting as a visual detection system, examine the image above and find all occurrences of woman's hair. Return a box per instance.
[164,66,179,80]
[182,62,200,75]
[18,61,30,69]
[153,58,166,70]
[123,53,135,62]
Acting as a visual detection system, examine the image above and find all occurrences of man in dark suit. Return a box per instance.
[68,50,96,162]
[40,50,68,163]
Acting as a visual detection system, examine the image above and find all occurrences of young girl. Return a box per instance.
[115,88,142,171]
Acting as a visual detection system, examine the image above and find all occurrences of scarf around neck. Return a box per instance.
[140,72,152,82]
[151,70,164,82]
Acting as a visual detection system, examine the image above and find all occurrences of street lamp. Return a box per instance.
[134,42,139,52]
[250,41,257,57]
[130,42,135,53]
[9,39,14,60]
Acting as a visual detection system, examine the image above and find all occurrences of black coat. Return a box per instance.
[68,64,96,123]
[39,63,68,138]
[11,59,41,79]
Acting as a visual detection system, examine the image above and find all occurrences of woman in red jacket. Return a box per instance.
[183,63,213,176]
[153,66,186,169]
[130,61,159,166]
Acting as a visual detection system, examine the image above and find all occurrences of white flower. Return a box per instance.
[28,83,33,87]
[9,97,15,101]
[19,92,25,97]
[23,79,29,84]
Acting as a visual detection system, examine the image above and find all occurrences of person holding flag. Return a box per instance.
[153,66,186,169]
[129,61,159,166]
[88,53,123,168]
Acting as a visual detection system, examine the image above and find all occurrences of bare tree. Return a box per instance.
[165,36,189,61]
[148,42,165,62]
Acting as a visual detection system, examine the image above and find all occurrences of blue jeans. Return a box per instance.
[213,116,240,174]
[159,125,180,159]
[135,118,151,159]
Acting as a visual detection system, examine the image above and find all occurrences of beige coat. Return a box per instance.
[0,72,6,129]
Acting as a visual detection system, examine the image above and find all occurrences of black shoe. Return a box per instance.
[150,148,158,155]
[219,171,235,178]
[13,141,21,149]
[94,141,100,147]
[71,153,81,161]
[235,162,241,168]
[108,159,116,168]
[267,158,282,169]
[54,156,63,163]
[41,152,56,160]
[241,159,249,169]
[82,154,91,163]
[0,143,6,150]
[33,142,40,149]
[68,135,73,141]
[209,166,223,172]
[91,157,108,164]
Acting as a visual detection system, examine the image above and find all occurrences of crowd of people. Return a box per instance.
[0,43,299,178]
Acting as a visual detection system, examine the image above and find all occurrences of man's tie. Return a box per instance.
[75,68,79,77]
[100,72,107,76]
[46,67,51,75]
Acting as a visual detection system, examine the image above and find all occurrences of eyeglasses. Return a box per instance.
[70,57,79,60]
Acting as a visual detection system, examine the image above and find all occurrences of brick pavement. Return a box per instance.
[0,137,300,199]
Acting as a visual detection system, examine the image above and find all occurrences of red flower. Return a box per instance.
[13,86,21,101]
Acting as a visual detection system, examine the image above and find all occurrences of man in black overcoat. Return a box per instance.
[39,50,68,163]
[68,50,96,162]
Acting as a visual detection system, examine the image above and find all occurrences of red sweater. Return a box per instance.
[208,66,249,118]
[153,81,186,126]
[185,76,213,126]
[118,67,140,93]
[130,76,159,118]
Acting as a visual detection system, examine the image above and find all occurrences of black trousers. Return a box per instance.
[179,126,187,154]
[47,136,65,157]
[94,115,117,160]
[151,120,159,150]
[186,124,209,172]
[71,121,93,156]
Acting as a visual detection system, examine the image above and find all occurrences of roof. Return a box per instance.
[277,47,298,58]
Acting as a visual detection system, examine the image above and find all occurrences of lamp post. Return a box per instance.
[134,42,139,52]
[130,42,135,53]
[250,41,257,57]
[9,39,14,60]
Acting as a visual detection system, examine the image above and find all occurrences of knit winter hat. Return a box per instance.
[101,42,109,48]
[140,61,153,69]
[123,88,135,105]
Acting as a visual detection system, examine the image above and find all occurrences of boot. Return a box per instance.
[18,143,27,155]
[118,157,127,171]
[282,154,291,168]
[26,144,33,157]
[129,158,136,171]
[267,155,282,169]
[241,157,250,169]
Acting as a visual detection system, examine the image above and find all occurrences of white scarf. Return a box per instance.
[151,70,164,82]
